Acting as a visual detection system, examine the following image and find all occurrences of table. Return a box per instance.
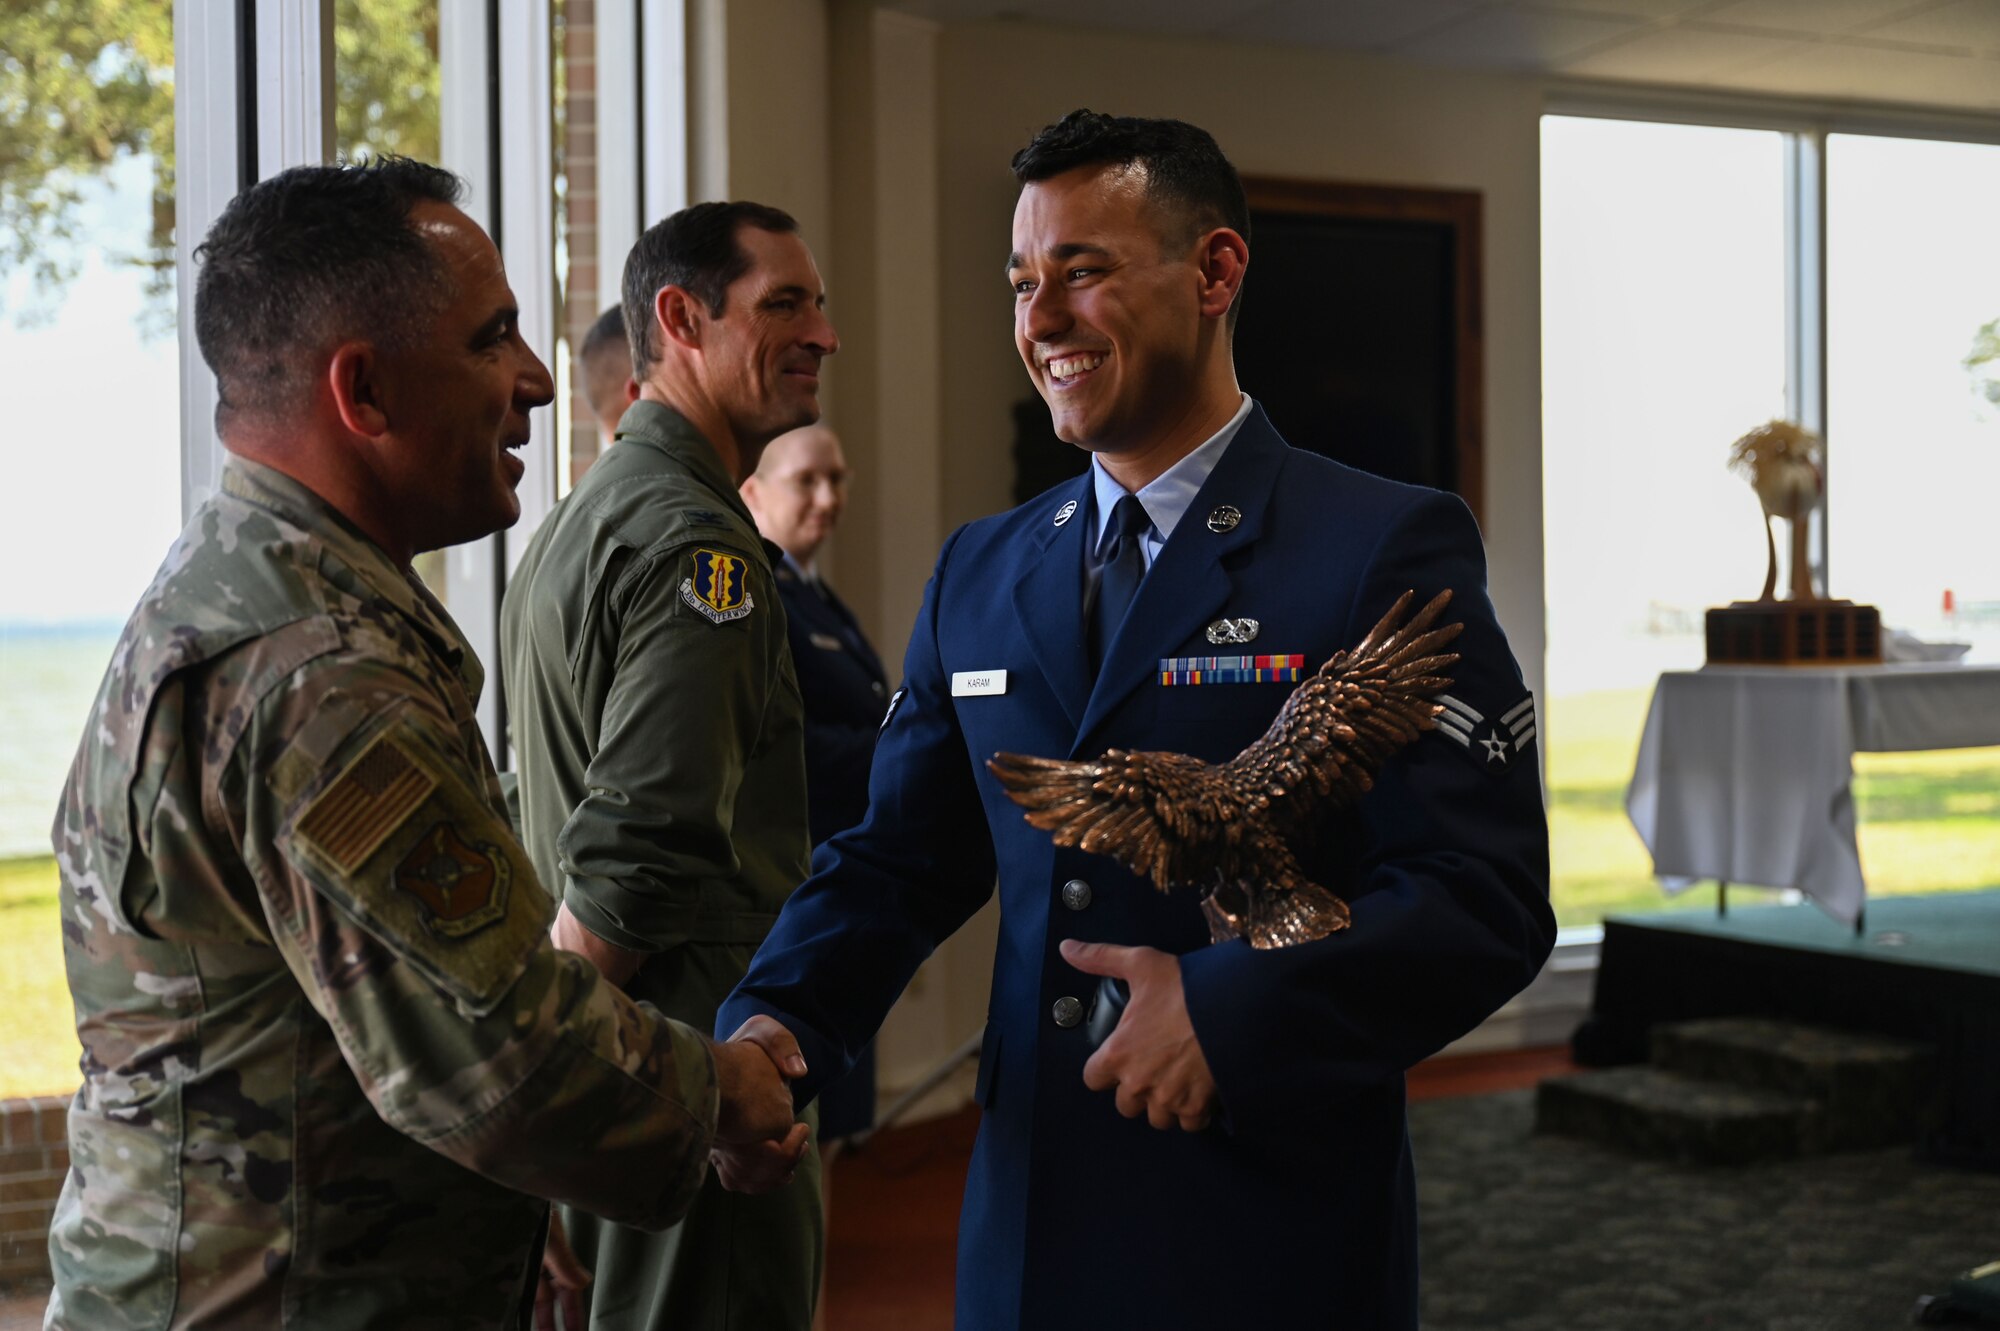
[1625,664,2000,925]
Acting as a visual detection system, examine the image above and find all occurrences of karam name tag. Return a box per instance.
[950,670,1009,697]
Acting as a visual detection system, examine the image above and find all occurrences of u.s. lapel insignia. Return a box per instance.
[1207,504,1242,533]
[1435,692,1537,773]
[681,548,756,624]
[1053,499,1078,527]
[1206,617,1260,645]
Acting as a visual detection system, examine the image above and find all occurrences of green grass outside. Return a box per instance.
[1,855,77,1101]
[1547,687,2000,929]
[0,688,1993,1097]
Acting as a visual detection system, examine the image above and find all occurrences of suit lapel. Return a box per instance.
[1075,409,1288,751]
[1011,475,1096,735]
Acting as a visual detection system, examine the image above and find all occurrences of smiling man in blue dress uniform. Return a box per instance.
[717,110,1555,1329]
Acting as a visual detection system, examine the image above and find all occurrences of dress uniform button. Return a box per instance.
[1060,879,1092,911]
[1051,996,1084,1028]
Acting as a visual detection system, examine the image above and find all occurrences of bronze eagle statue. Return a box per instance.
[986,589,1461,950]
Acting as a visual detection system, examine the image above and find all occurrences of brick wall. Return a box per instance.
[0,1097,66,1282]
[563,0,604,486]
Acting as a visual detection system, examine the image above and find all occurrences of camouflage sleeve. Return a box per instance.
[558,540,783,952]
[232,657,720,1231]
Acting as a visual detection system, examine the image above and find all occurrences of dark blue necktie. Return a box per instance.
[1090,494,1151,671]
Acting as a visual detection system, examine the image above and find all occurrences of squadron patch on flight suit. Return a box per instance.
[681,547,757,624]
[1434,692,1537,774]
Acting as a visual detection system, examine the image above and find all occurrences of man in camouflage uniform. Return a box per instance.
[46,160,808,1331]
[501,202,837,1329]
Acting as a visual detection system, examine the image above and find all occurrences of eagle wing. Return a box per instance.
[985,747,1258,895]
[987,589,1461,898]
[1227,589,1462,820]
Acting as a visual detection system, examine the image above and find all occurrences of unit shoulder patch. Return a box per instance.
[680,547,757,625]
[394,821,512,939]
[280,714,547,1012]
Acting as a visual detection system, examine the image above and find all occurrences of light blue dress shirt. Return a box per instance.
[1087,392,1254,577]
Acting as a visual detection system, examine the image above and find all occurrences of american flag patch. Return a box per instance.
[1159,654,1307,686]
[296,734,437,872]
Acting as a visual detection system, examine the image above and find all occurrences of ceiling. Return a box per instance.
[885,0,2000,116]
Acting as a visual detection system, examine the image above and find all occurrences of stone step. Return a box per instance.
[1650,1018,1934,1150]
[1534,1066,1823,1165]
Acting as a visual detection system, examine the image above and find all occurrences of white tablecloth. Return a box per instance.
[1625,664,2000,924]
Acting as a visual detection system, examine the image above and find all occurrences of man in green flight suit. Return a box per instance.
[502,201,838,1328]
[45,160,811,1331]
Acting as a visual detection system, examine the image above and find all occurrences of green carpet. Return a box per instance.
[1605,889,2000,980]
[1414,1089,2000,1329]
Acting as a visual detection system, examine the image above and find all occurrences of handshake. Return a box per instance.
[708,1015,814,1193]
[551,902,813,1192]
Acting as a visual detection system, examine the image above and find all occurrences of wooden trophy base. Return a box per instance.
[1705,600,1882,665]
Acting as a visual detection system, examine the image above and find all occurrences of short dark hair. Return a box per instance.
[578,305,630,419]
[1012,110,1250,326]
[194,157,466,423]
[1012,110,1249,246]
[621,200,799,371]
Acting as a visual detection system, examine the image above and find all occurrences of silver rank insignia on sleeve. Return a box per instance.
[1435,693,1537,773]
[880,687,908,732]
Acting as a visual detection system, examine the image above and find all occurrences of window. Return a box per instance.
[1541,116,1788,930]
[0,2,178,1096]
[1826,133,2000,898]
[1825,133,2000,650]
[1542,112,2000,932]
